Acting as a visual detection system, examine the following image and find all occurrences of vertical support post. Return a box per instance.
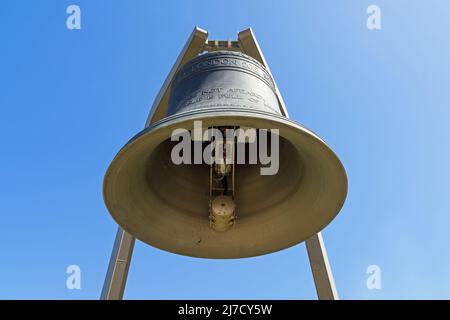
[238,28,289,118]
[238,28,339,300]
[101,227,135,300]
[102,26,208,300]
[146,27,208,126]
[305,233,339,300]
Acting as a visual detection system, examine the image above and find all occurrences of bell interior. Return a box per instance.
[104,112,346,258]
[145,135,303,220]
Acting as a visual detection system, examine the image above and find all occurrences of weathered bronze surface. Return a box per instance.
[168,51,281,117]
[103,51,347,259]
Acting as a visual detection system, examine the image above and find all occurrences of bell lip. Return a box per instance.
[103,108,348,259]
[121,108,338,154]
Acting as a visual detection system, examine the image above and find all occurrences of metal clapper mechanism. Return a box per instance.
[209,126,237,232]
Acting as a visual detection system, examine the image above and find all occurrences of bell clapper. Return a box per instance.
[209,126,237,232]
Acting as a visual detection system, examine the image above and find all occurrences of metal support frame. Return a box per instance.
[102,27,339,300]
[101,227,135,299]
[305,233,339,299]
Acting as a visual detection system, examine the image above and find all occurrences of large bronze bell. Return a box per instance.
[103,51,347,259]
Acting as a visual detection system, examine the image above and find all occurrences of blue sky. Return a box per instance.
[1,0,450,299]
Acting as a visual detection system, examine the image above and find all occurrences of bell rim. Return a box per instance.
[103,108,348,259]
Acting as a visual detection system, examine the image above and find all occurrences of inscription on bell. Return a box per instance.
[176,87,278,114]
[168,51,282,117]
[174,54,275,90]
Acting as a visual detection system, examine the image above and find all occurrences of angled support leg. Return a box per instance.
[305,233,339,300]
[238,28,289,117]
[101,227,135,300]
[146,27,208,126]
[102,26,208,300]
[238,28,339,300]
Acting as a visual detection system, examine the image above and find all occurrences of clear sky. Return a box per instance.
[1,1,449,299]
